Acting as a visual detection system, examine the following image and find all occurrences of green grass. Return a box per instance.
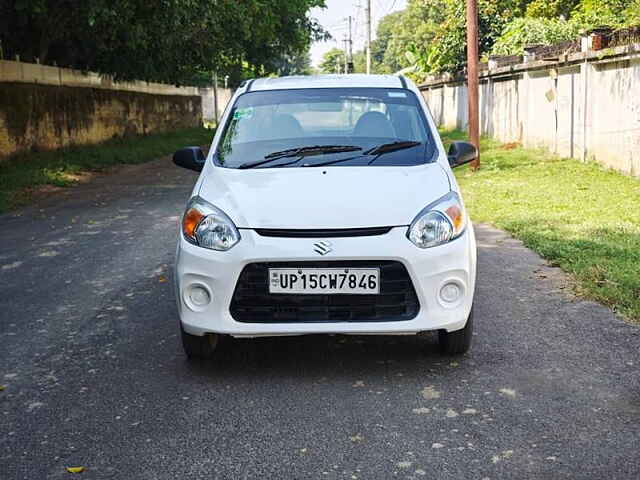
[0,127,213,213]
[441,129,640,322]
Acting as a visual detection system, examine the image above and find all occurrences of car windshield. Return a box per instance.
[215,87,436,169]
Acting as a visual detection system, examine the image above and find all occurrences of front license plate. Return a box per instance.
[269,268,380,295]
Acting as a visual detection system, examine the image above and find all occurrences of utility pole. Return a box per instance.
[347,15,353,73]
[343,36,349,74]
[466,0,480,169]
[212,72,219,124]
[365,0,371,74]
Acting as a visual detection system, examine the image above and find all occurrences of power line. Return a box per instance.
[351,0,400,57]
[384,0,398,16]
[327,20,348,28]
[353,2,363,49]
[374,0,385,15]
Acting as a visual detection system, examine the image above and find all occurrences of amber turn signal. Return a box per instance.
[182,207,205,240]
[445,205,465,233]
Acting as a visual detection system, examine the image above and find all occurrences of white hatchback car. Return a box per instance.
[173,74,478,359]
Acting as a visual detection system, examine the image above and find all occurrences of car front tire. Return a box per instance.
[438,306,473,355]
[181,326,219,360]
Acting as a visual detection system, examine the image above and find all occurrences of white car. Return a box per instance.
[173,74,478,359]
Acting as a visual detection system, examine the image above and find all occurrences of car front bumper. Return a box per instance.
[175,225,477,337]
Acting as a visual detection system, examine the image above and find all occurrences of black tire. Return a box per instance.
[438,307,473,355]
[181,327,219,360]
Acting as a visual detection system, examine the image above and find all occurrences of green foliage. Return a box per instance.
[362,0,530,79]
[350,1,448,75]
[494,0,640,56]
[0,0,327,85]
[352,50,368,74]
[387,0,450,75]
[273,51,314,77]
[319,48,347,74]
[371,0,640,78]
[491,17,583,55]
[0,127,213,212]
[404,0,525,75]
[370,11,405,73]
[572,0,636,28]
[442,130,640,322]
[525,0,580,19]
[624,0,640,25]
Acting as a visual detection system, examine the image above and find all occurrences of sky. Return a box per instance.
[309,0,408,67]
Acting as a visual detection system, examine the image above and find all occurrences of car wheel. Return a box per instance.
[181,326,219,360]
[438,306,473,355]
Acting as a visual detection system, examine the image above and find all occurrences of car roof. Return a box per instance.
[247,74,406,91]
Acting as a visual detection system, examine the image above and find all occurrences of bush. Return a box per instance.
[491,17,584,56]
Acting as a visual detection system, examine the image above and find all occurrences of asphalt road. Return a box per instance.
[1,156,639,480]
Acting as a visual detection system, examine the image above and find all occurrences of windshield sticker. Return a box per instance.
[388,92,407,98]
[233,107,254,120]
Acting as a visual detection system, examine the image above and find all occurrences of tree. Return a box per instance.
[525,0,580,19]
[370,11,405,73]
[274,50,313,76]
[352,50,367,73]
[571,0,636,28]
[0,0,328,85]
[351,2,448,75]
[313,0,639,81]
[319,48,346,74]
[355,0,517,77]
[420,0,531,74]
[388,0,449,74]
[624,0,640,25]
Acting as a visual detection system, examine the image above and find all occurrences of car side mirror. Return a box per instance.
[447,141,477,168]
[173,147,205,172]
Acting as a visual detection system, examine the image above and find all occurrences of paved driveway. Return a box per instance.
[1,157,639,479]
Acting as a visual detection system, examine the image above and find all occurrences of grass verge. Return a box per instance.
[0,127,213,213]
[441,129,640,322]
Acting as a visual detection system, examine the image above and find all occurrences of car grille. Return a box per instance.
[254,227,393,238]
[230,261,419,323]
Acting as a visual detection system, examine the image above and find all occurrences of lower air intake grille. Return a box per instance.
[229,261,419,323]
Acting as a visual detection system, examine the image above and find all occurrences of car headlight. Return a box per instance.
[407,192,466,248]
[181,196,240,251]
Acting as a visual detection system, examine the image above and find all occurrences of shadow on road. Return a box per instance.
[181,332,453,379]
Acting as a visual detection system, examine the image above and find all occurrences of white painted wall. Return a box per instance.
[589,58,640,174]
[199,87,234,123]
[0,59,198,96]
[420,48,640,177]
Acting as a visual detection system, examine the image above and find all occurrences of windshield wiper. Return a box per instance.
[306,141,422,168]
[265,145,361,159]
[365,141,422,165]
[364,140,422,156]
[237,145,362,169]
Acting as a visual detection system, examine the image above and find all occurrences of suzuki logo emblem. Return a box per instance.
[313,240,333,256]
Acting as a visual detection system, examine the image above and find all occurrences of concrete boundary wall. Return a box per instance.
[0,60,203,157]
[0,60,198,96]
[419,43,640,176]
[199,87,234,122]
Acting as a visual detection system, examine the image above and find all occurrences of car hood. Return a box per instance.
[197,164,451,229]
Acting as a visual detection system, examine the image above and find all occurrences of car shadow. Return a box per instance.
[180,332,464,381]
